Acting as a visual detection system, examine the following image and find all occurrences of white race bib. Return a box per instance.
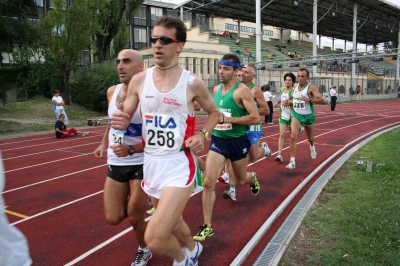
[214,111,232,131]
[293,99,306,110]
[110,128,125,145]
[144,113,179,150]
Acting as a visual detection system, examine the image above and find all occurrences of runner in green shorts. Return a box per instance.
[272,72,295,162]
[286,68,325,170]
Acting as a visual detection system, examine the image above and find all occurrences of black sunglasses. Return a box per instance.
[150,36,181,45]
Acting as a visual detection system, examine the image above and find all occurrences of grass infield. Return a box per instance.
[281,128,400,265]
[0,97,106,135]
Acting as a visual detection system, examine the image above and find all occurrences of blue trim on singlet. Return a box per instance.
[108,120,142,137]
[125,123,142,137]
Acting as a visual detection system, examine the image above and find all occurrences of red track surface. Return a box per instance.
[2,99,400,266]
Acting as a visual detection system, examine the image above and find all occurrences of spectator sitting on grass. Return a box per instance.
[55,114,89,139]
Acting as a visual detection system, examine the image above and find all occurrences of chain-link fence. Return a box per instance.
[76,55,399,98]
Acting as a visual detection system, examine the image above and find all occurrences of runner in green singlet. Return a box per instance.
[220,64,273,202]
[286,68,325,170]
[194,54,261,241]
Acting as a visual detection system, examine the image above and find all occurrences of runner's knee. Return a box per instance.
[203,175,217,189]
[105,212,125,225]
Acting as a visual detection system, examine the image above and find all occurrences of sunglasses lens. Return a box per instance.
[150,37,157,44]
[150,36,176,45]
[159,37,173,45]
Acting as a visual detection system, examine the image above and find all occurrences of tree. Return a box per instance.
[94,0,144,62]
[383,41,398,54]
[38,0,98,104]
[0,0,38,59]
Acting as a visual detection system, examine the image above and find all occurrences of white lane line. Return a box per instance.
[3,143,96,161]
[2,164,106,194]
[60,118,385,264]
[230,122,400,266]
[11,191,104,226]
[9,107,400,264]
[0,136,54,146]
[64,227,134,266]
[1,132,104,152]
[63,190,202,266]
[4,153,92,173]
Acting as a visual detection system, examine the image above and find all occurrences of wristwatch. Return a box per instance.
[128,145,135,156]
[199,129,209,140]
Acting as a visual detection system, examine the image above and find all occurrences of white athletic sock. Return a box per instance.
[139,246,149,252]
[173,257,188,266]
[290,157,295,163]
[310,145,315,151]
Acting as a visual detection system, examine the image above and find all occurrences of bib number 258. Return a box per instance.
[147,130,175,148]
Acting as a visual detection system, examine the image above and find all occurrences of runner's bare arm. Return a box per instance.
[110,73,143,130]
[110,143,144,157]
[306,84,325,104]
[252,86,270,115]
[193,78,220,134]
[185,78,220,153]
[193,100,201,111]
[224,85,260,125]
[94,86,116,158]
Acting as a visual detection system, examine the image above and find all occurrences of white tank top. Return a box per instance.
[140,67,195,156]
[107,84,143,165]
[292,83,313,115]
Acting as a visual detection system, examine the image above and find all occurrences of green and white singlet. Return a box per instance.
[292,83,314,116]
[280,87,294,121]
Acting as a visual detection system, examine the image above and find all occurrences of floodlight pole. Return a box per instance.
[352,3,358,91]
[180,6,183,21]
[312,0,317,78]
[256,0,261,86]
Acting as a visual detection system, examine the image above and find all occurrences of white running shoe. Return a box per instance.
[286,160,296,170]
[190,242,203,266]
[311,149,317,159]
[275,154,282,162]
[173,248,190,266]
[131,248,152,266]
[261,142,272,158]
[82,131,89,137]
[218,172,230,183]
[299,127,305,134]
[222,190,236,201]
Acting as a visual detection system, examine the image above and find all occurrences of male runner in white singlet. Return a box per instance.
[111,16,220,266]
[93,49,152,266]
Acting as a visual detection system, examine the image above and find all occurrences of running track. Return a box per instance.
[2,99,400,265]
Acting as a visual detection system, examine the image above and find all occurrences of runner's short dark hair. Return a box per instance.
[221,54,241,70]
[298,68,310,77]
[284,73,296,83]
[154,16,187,43]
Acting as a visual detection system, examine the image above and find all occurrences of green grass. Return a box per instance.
[0,97,106,135]
[281,128,400,265]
